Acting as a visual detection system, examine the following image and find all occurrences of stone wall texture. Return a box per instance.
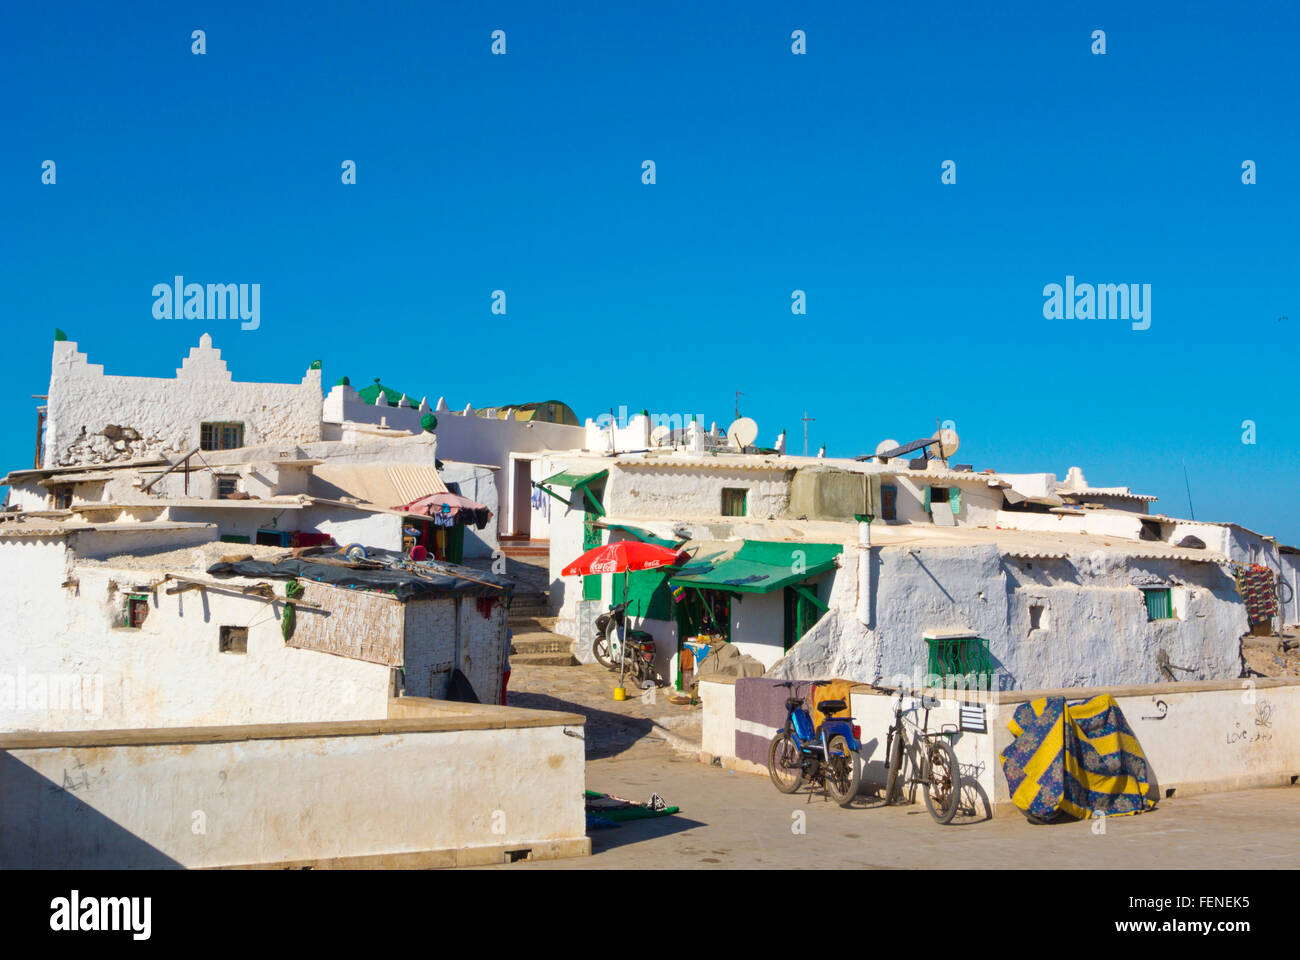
[44,335,322,467]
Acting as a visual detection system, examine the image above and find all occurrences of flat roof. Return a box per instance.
[597,514,1229,564]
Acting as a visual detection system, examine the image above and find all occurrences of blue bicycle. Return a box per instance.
[767,681,863,806]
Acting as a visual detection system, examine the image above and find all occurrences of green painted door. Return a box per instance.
[783,585,822,651]
[582,518,602,601]
[446,525,465,564]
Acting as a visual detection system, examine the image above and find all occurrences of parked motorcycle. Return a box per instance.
[592,601,630,669]
[593,601,661,688]
[768,680,863,806]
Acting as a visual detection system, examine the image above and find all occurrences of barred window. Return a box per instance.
[200,422,244,451]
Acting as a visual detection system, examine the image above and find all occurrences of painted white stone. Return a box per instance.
[44,336,322,468]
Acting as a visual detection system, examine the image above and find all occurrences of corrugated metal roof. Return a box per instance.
[387,465,449,503]
[613,458,795,472]
[1005,548,1227,564]
[309,463,447,508]
[1060,489,1159,501]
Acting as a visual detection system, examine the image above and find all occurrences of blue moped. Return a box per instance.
[767,681,863,806]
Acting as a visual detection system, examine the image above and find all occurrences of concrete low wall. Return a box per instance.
[0,697,589,868]
[700,676,1300,816]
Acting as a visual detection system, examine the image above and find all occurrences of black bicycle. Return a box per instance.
[882,687,963,824]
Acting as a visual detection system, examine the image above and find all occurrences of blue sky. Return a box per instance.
[3,2,1298,541]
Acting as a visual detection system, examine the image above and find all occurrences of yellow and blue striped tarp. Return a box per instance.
[999,695,1155,820]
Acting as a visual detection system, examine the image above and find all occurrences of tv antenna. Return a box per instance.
[802,411,815,457]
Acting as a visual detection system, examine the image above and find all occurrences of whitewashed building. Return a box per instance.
[530,440,1293,693]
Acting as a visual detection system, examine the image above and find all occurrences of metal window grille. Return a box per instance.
[925,636,993,684]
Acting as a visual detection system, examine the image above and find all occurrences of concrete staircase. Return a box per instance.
[499,536,551,563]
[508,590,578,666]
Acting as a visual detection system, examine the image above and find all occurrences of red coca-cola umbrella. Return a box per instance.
[561,541,684,577]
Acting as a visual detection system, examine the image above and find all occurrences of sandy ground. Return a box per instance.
[493,750,1300,870]
[507,662,702,760]
[1242,629,1300,679]
[500,657,1300,870]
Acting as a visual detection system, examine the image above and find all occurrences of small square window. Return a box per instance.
[1029,604,1048,631]
[127,595,150,629]
[51,486,74,510]
[219,626,248,654]
[929,486,950,504]
[1142,588,1173,621]
[721,488,748,517]
[216,476,239,499]
[201,422,245,451]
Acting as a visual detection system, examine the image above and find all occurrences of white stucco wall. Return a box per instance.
[439,462,500,558]
[1281,554,1300,627]
[299,505,403,551]
[701,677,1300,815]
[0,714,587,868]
[770,545,1247,691]
[729,590,787,670]
[607,464,793,520]
[323,385,585,541]
[44,335,322,468]
[402,596,508,705]
[0,548,393,732]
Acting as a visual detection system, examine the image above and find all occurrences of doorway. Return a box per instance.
[511,459,533,538]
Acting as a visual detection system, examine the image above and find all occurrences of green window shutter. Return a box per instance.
[1143,588,1172,620]
[950,488,962,514]
[923,486,931,512]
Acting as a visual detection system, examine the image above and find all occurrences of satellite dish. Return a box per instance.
[727,417,759,450]
[650,424,671,447]
[931,428,961,458]
[875,438,899,459]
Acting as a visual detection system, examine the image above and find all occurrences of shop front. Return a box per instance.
[667,540,844,687]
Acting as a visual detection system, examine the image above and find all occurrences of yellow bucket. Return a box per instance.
[613,686,627,701]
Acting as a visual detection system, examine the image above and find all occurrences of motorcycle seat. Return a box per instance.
[816,699,847,715]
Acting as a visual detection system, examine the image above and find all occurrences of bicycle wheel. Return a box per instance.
[823,735,862,807]
[922,737,962,824]
[767,732,805,794]
[883,728,905,804]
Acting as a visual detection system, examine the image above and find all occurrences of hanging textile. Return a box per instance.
[1232,564,1278,624]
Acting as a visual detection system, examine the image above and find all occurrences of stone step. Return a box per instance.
[509,616,559,633]
[509,652,578,667]
[510,606,551,619]
[511,633,573,655]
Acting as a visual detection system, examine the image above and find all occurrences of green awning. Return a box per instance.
[669,540,843,595]
[537,469,607,489]
[535,469,609,517]
[601,523,681,549]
